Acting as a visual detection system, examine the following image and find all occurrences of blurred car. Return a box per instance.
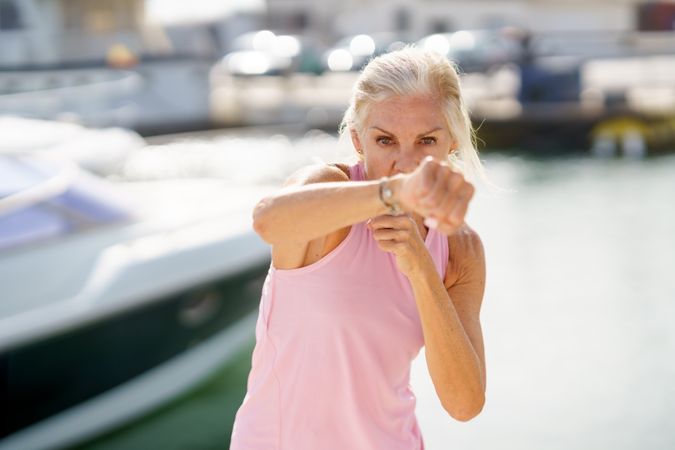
[219,30,324,76]
[322,32,413,72]
[417,29,524,73]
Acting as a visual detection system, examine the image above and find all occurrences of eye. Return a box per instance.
[420,137,437,145]
[376,136,393,145]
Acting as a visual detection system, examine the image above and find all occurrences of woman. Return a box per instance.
[231,47,487,450]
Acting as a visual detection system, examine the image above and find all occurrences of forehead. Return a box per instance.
[364,96,447,134]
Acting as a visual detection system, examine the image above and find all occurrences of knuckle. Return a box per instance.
[438,223,456,235]
[424,190,442,205]
[439,163,452,176]
[422,155,436,165]
[448,214,463,227]
[437,203,455,217]
[420,176,434,196]
[448,174,463,189]
[457,185,474,203]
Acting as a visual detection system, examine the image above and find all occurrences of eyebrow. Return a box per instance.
[369,126,444,138]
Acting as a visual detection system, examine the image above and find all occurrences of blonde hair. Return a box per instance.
[339,46,485,181]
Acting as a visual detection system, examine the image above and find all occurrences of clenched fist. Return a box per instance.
[394,156,475,236]
[368,213,429,277]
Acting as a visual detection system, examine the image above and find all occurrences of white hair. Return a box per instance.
[339,46,486,181]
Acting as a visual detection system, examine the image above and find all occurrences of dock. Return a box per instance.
[208,55,675,155]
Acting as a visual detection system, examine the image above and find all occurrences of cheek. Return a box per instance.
[428,141,452,159]
[363,154,391,179]
[431,148,450,159]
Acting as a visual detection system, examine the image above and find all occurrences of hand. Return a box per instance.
[395,156,475,236]
[368,213,431,277]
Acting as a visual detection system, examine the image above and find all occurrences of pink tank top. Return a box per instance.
[231,161,449,450]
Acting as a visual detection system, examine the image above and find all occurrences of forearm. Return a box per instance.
[409,258,485,420]
[253,180,392,244]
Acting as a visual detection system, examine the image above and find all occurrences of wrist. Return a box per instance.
[379,175,404,214]
[388,174,409,212]
[403,247,436,281]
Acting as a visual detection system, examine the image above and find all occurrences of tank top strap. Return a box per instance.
[349,160,365,181]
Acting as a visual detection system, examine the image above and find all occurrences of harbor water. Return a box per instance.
[80,128,675,449]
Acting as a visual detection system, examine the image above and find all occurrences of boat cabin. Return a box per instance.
[0,156,133,252]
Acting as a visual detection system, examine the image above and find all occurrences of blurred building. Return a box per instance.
[144,0,265,54]
[0,0,256,132]
[0,0,165,68]
[638,1,675,30]
[0,0,266,68]
[266,0,667,40]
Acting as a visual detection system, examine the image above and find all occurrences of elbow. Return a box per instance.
[252,198,274,244]
[443,393,485,422]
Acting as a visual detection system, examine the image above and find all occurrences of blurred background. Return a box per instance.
[1,1,674,449]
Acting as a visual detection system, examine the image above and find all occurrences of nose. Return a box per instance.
[393,146,421,174]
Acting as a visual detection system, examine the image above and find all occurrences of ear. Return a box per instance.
[449,135,459,155]
[350,128,362,153]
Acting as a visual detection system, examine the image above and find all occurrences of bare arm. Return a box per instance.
[252,164,390,247]
[253,164,394,269]
[253,157,474,269]
[253,156,472,246]
[368,215,486,421]
[412,227,486,421]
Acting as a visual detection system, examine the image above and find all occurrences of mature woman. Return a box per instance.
[231,47,487,450]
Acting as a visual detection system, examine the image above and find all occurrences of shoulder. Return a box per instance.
[444,223,486,290]
[448,224,485,262]
[284,163,351,187]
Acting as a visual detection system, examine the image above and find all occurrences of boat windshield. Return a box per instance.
[0,156,134,251]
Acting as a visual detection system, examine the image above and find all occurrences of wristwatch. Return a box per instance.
[379,177,401,215]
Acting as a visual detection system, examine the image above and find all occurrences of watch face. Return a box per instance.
[383,186,393,200]
[379,179,400,214]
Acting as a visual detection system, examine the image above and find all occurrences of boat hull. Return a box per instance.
[0,260,269,450]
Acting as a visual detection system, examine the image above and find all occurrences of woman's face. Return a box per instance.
[351,95,454,180]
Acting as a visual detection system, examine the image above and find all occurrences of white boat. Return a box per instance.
[0,0,213,133]
[0,154,271,450]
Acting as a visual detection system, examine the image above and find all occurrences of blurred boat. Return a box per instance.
[0,0,213,134]
[0,61,212,135]
[0,116,146,176]
[0,155,270,450]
